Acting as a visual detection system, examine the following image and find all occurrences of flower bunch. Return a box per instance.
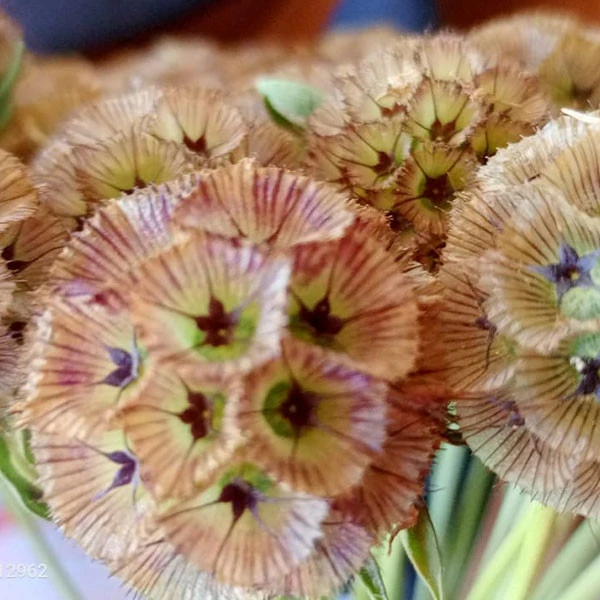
[441,111,600,519]
[4,76,445,598]
[3,6,600,600]
[470,11,600,110]
[303,34,552,271]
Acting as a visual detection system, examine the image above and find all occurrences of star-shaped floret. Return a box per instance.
[531,241,600,301]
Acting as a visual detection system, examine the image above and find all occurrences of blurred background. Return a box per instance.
[0,0,598,598]
[3,0,597,55]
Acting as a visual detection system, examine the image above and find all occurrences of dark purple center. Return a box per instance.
[280,382,315,432]
[298,297,344,338]
[373,151,394,175]
[102,346,136,388]
[218,480,257,522]
[8,320,26,345]
[194,296,237,347]
[94,450,138,500]
[183,134,208,154]
[430,118,458,142]
[1,242,30,272]
[178,389,211,440]
[531,242,600,302]
[422,174,454,210]
[574,357,600,399]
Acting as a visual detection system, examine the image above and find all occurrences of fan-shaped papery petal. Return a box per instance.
[120,366,244,500]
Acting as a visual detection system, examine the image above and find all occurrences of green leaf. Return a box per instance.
[0,431,49,520]
[400,508,445,600]
[255,77,323,132]
[356,555,390,600]
[0,39,24,134]
[0,39,24,101]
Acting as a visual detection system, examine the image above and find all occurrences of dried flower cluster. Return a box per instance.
[0,17,447,598]
[304,34,552,271]
[470,11,600,111]
[444,111,600,519]
[1,6,600,599]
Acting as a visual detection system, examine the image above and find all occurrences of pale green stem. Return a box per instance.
[464,500,534,600]
[354,577,374,600]
[480,485,527,567]
[413,443,469,600]
[531,519,600,600]
[444,457,495,598]
[509,502,557,600]
[0,475,82,600]
[428,444,470,545]
[555,549,600,600]
[376,534,405,600]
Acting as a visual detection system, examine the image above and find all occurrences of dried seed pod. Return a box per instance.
[128,233,290,375]
[74,129,192,203]
[480,188,600,352]
[174,159,355,247]
[288,221,419,379]
[238,337,388,496]
[120,366,244,500]
[159,460,329,587]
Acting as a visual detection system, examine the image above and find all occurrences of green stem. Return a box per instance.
[377,534,405,600]
[555,550,600,600]
[0,475,82,600]
[530,519,600,600]
[413,443,468,600]
[509,502,557,600]
[465,500,534,600]
[480,485,527,566]
[444,456,495,598]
